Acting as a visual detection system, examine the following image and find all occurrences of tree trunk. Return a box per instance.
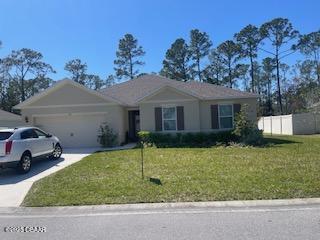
[129,53,133,79]
[250,55,255,93]
[316,62,320,84]
[275,50,283,115]
[267,78,272,115]
[228,59,232,88]
[21,78,25,101]
[197,58,201,82]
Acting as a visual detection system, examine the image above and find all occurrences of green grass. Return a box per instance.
[23,135,320,206]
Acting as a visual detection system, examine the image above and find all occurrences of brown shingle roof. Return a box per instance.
[99,74,258,106]
[0,109,22,120]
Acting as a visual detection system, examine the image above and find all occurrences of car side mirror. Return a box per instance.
[46,134,52,138]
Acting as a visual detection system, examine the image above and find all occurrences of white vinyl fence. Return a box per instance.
[258,113,320,135]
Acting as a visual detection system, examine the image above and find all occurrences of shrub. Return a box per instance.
[137,130,236,148]
[233,104,264,146]
[97,123,118,147]
[242,128,265,146]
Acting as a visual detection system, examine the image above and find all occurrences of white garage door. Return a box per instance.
[34,114,108,148]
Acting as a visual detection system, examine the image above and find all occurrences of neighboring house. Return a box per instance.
[0,109,24,128]
[14,74,258,148]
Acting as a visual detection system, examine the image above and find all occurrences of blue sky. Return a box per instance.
[0,0,319,81]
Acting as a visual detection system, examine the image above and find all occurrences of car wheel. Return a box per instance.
[17,153,32,174]
[51,144,62,160]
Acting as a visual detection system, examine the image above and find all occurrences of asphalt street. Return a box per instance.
[0,204,319,240]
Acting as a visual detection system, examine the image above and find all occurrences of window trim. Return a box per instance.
[162,106,177,132]
[218,104,234,130]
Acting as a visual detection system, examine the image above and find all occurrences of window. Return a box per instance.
[0,132,13,140]
[20,129,38,139]
[219,105,233,129]
[162,107,177,131]
[34,129,48,139]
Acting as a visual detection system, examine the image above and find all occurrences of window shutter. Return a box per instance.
[211,105,219,129]
[155,107,162,131]
[233,104,241,117]
[177,106,184,131]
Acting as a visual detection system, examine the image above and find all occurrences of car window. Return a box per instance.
[20,129,38,139]
[0,132,13,141]
[34,129,48,139]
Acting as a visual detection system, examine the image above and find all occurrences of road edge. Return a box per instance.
[1,198,320,214]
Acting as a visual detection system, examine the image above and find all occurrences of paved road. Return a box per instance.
[0,204,319,240]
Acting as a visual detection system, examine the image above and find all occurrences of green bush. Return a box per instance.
[233,104,264,146]
[137,130,236,148]
[137,106,265,148]
[97,123,118,147]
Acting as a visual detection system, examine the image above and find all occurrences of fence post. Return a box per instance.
[314,113,317,134]
[270,116,273,136]
[280,115,283,134]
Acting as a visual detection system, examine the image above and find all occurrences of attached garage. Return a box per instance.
[34,113,109,148]
[14,79,126,148]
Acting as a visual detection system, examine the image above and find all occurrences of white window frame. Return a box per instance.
[218,104,234,130]
[162,106,177,131]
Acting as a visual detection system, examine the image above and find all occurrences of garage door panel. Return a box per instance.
[34,114,108,148]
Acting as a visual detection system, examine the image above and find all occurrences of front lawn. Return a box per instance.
[23,135,320,206]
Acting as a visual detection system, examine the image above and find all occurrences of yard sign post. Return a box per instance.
[140,141,144,180]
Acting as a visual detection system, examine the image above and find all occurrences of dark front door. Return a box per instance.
[128,110,140,142]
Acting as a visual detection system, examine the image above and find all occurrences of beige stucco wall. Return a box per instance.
[140,100,201,132]
[139,88,258,133]
[199,98,257,131]
[0,120,25,129]
[139,87,201,132]
[20,82,127,146]
[28,84,108,107]
[21,105,127,146]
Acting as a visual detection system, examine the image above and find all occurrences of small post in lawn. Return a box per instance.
[140,140,144,179]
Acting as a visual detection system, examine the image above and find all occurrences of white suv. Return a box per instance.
[0,127,62,174]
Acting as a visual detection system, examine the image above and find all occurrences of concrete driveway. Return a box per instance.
[0,148,100,207]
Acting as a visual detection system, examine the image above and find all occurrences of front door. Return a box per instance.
[128,110,140,142]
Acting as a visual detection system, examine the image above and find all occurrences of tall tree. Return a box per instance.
[189,29,212,82]
[64,59,87,85]
[217,40,242,88]
[25,76,52,99]
[2,48,55,101]
[105,74,116,87]
[235,24,262,92]
[293,30,320,83]
[160,38,190,81]
[293,60,317,84]
[252,61,263,97]
[114,34,145,80]
[279,63,291,114]
[260,18,299,114]
[203,48,225,84]
[85,74,104,90]
[261,57,276,115]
